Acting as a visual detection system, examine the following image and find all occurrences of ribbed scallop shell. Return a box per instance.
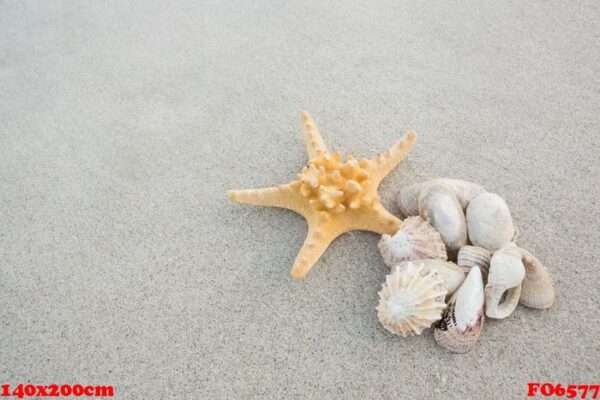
[395,259,465,297]
[434,267,485,353]
[377,262,447,337]
[457,245,491,276]
[519,248,555,309]
[378,216,447,268]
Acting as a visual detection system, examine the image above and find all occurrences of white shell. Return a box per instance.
[519,248,555,309]
[434,267,485,353]
[377,262,447,337]
[418,182,467,259]
[378,216,447,268]
[397,178,486,216]
[485,243,525,319]
[395,259,465,297]
[457,245,491,277]
[466,192,515,252]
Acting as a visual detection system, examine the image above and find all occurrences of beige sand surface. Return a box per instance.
[1,1,599,398]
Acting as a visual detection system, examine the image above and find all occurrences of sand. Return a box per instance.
[1,1,599,398]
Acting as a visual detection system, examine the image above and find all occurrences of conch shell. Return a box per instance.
[457,245,491,277]
[434,266,485,353]
[397,178,486,216]
[466,192,515,252]
[485,243,525,319]
[519,248,555,309]
[395,259,465,297]
[377,262,447,337]
[378,216,447,268]
[418,182,467,259]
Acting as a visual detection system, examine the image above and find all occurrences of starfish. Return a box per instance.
[228,112,417,278]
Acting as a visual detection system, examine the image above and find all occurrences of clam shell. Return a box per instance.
[378,216,447,268]
[418,182,467,259]
[434,267,485,354]
[519,248,555,309]
[457,245,491,277]
[395,259,465,297]
[466,192,515,252]
[377,262,447,337]
[397,178,486,216]
[485,243,525,319]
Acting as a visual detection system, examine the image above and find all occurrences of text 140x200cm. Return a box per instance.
[1,384,114,398]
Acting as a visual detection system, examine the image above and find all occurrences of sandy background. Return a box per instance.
[1,1,599,398]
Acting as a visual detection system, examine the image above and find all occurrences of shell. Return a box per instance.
[457,245,491,277]
[519,248,555,309]
[466,192,515,252]
[377,262,447,337]
[378,216,447,268]
[485,243,525,319]
[418,182,467,259]
[397,178,486,216]
[395,259,465,297]
[397,183,422,217]
[434,267,485,353]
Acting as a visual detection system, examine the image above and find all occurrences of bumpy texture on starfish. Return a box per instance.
[228,112,417,278]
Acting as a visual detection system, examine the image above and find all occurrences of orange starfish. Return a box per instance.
[228,112,416,278]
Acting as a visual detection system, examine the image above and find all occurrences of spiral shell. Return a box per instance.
[519,248,555,309]
[378,216,447,268]
[457,245,491,277]
[377,262,447,337]
[434,267,485,353]
[485,243,525,319]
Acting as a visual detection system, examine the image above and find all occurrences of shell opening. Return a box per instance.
[485,283,522,319]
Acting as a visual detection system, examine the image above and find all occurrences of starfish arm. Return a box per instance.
[301,112,329,160]
[369,131,417,184]
[291,223,339,278]
[228,182,308,216]
[348,205,402,235]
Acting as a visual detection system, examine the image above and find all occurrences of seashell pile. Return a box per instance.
[376,178,555,353]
